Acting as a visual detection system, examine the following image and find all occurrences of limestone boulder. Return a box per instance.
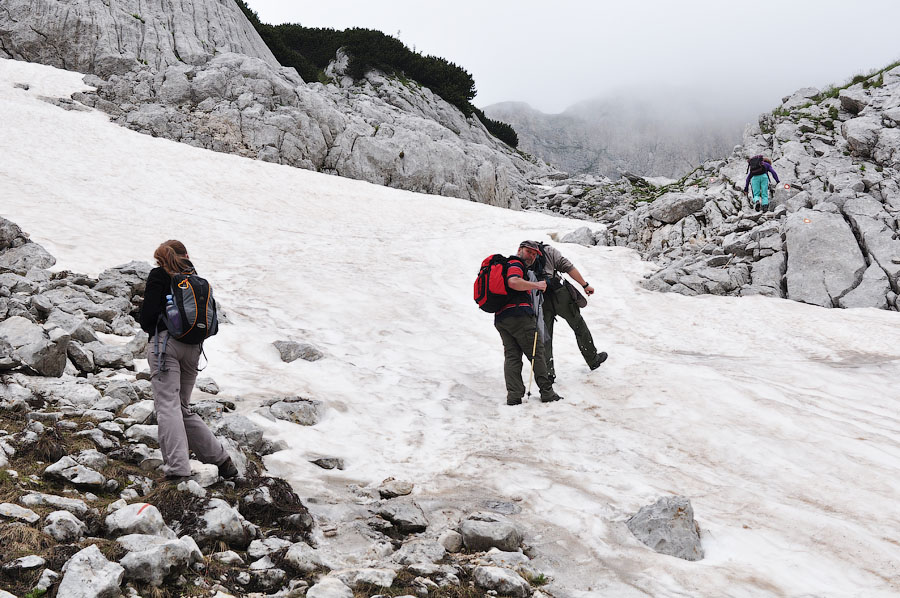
[273,340,325,363]
[43,456,106,488]
[44,510,88,542]
[784,209,867,307]
[211,415,265,452]
[377,500,428,534]
[56,544,124,598]
[837,263,890,308]
[839,88,869,114]
[268,396,325,426]
[460,512,523,552]
[649,193,707,224]
[0,242,56,271]
[105,502,175,538]
[842,117,882,158]
[473,566,532,598]
[306,576,354,598]
[117,533,193,586]
[283,541,327,574]
[20,492,89,517]
[0,316,69,377]
[626,495,704,561]
[195,498,258,548]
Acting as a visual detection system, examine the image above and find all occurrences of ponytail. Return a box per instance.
[153,240,192,275]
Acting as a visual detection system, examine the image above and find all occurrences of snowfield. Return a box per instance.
[2,58,899,597]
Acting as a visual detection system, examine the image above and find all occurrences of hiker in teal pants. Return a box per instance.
[743,155,780,212]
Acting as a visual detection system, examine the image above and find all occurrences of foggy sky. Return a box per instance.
[245,0,900,117]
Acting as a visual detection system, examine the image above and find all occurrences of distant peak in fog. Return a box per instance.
[484,88,754,179]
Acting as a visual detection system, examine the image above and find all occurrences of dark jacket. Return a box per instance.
[140,267,177,339]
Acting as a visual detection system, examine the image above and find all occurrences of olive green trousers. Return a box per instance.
[542,285,600,378]
[494,314,555,401]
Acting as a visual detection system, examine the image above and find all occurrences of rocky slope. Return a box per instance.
[0,216,702,597]
[484,93,745,179]
[523,65,900,310]
[0,0,548,207]
[0,217,544,597]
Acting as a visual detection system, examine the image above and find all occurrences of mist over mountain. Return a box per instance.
[485,88,757,179]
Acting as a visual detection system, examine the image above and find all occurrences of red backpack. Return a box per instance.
[474,255,524,313]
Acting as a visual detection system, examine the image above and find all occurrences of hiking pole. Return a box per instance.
[526,286,545,400]
[525,327,539,400]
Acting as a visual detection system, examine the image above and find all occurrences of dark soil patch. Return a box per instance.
[239,464,314,541]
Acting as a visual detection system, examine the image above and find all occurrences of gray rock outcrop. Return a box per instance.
[1,2,550,206]
[460,512,523,552]
[528,63,900,311]
[473,565,532,598]
[44,510,88,542]
[784,209,867,307]
[56,544,125,598]
[117,534,194,586]
[0,0,278,77]
[626,496,704,561]
[0,316,69,377]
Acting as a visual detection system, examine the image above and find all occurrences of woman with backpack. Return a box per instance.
[743,155,780,212]
[139,240,237,482]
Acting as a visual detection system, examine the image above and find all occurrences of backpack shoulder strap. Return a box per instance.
[536,243,554,277]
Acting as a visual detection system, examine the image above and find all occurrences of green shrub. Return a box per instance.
[473,107,519,147]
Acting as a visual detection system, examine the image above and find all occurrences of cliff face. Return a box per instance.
[0,0,549,206]
[0,0,279,76]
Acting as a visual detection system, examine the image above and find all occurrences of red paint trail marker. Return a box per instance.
[803,218,811,223]
[784,183,791,190]
[137,503,151,516]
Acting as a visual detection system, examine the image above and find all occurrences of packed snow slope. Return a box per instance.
[3,58,900,597]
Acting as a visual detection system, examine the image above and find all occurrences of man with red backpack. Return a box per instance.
[743,155,780,212]
[479,244,564,406]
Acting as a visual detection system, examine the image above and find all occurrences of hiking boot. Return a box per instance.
[218,457,239,480]
[762,203,770,213]
[540,393,563,403]
[506,397,523,406]
[589,352,609,371]
[754,201,761,212]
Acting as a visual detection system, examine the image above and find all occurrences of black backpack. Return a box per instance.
[474,254,526,313]
[747,155,767,176]
[160,272,219,345]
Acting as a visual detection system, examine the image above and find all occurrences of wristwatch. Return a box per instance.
[582,281,590,288]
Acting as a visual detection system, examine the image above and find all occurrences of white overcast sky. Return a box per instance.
[245,0,900,115]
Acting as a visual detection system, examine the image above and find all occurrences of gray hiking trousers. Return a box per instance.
[148,331,227,477]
